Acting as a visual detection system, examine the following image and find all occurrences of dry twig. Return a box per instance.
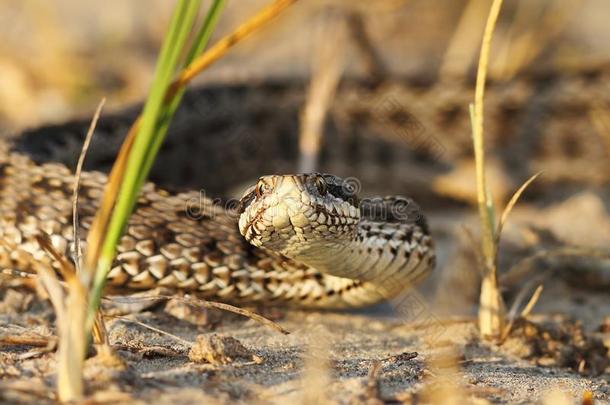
[105,294,290,335]
[72,98,105,272]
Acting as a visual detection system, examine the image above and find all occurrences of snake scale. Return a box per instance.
[0,140,433,308]
[1,65,609,308]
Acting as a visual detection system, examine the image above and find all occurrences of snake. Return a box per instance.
[0,139,434,308]
[2,63,610,308]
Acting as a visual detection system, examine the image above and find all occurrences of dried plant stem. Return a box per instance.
[299,12,346,173]
[0,334,55,347]
[72,98,105,272]
[84,117,139,288]
[501,283,543,342]
[35,234,86,403]
[471,0,505,340]
[520,284,543,317]
[105,295,290,335]
[31,97,106,402]
[72,98,110,346]
[106,315,192,347]
[171,0,298,93]
[494,172,542,260]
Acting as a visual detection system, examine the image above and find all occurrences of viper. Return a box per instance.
[0,139,433,308]
[4,64,608,308]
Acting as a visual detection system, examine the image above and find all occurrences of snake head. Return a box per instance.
[237,173,360,258]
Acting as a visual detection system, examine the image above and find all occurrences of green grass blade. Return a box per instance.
[87,0,203,328]
[137,0,226,187]
[185,0,226,65]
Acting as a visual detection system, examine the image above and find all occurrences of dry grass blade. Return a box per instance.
[520,284,543,318]
[105,314,192,347]
[36,93,107,399]
[34,234,75,281]
[92,311,109,347]
[0,334,56,347]
[56,281,87,403]
[505,282,542,326]
[494,171,542,256]
[501,283,543,342]
[83,118,139,283]
[471,0,505,341]
[72,98,105,273]
[299,12,347,173]
[365,361,382,400]
[472,0,504,259]
[171,0,299,92]
[199,300,290,335]
[34,234,87,402]
[105,295,290,335]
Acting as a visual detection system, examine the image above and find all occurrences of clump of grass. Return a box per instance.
[33,0,298,401]
[470,0,541,341]
[470,0,506,341]
[83,0,227,332]
[32,98,105,401]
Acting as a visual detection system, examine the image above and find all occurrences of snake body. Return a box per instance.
[0,141,433,308]
[3,64,609,308]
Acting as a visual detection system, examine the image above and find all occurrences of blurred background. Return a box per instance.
[1,3,609,399]
[1,0,610,131]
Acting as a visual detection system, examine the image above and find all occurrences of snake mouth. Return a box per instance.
[240,208,266,244]
[239,201,297,249]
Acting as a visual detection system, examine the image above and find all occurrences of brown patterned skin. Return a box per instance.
[0,141,433,308]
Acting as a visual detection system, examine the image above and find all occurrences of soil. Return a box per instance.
[1,206,608,404]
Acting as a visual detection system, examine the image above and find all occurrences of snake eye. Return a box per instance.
[314,176,327,195]
[255,180,268,197]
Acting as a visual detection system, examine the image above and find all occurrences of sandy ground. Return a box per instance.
[0,293,608,404]
[1,207,608,404]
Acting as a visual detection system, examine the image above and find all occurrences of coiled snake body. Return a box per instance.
[0,140,434,308]
[4,64,609,307]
